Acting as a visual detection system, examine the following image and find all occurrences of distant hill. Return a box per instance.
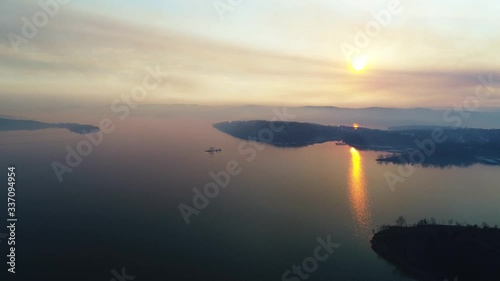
[0,118,99,134]
[133,104,500,129]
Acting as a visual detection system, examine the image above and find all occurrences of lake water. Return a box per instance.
[1,116,499,281]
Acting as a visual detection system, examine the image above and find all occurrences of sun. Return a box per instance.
[353,123,360,130]
[351,55,368,72]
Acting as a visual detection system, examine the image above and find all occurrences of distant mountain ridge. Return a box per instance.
[131,104,500,129]
[0,117,99,134]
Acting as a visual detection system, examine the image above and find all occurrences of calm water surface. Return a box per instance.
[1,116,499,281]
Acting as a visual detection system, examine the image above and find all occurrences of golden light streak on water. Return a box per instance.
[348,147,373,239]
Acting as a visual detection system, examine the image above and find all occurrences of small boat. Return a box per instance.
[205,147,222,153]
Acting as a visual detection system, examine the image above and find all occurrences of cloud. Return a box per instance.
[0,0,499,110]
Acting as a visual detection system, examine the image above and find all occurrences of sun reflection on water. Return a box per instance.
[348,147,373,238]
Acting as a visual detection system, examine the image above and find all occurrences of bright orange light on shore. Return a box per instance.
[353,123,359,130]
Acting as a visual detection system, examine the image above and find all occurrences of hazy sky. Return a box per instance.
[1,0,499,109]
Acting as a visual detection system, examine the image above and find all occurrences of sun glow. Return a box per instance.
[353,123,359,130]
[351,55,367,72]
